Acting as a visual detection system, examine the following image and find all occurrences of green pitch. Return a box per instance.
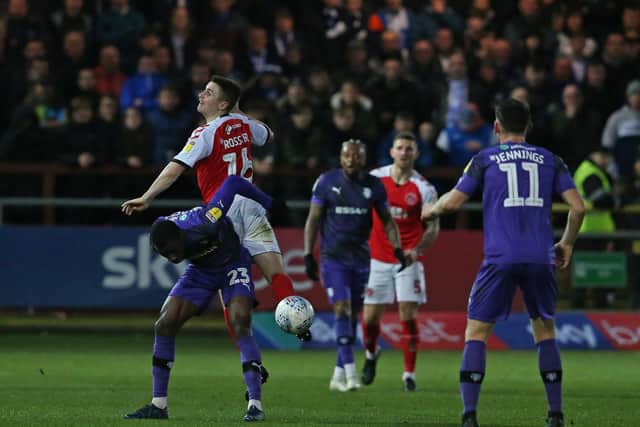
[1,333,638,426]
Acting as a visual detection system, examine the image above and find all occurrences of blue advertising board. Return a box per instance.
[0,226,186,308]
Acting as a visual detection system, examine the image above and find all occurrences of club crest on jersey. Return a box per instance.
[205,207,222,223]
[363,187,372,199]
[225,123,242,135]
[404,192,418,206]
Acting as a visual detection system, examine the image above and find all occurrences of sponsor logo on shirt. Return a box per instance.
[335,206,369,215]
[225,123,242,135]
[205,207,222,222]
[363,187,372,199]
[404,192,418,206]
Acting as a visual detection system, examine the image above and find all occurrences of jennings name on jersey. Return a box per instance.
[455,142,576,265]
[173,113,270,203]
[369,165,437,263]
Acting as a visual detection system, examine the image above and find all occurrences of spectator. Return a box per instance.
[503,0,552,59]
[433,27,457,71]
[71,67,100,110]
[330,79,376,141]
[195,0,247,53]
[433,51,491,127]
[2,0,50,63]
[436,102,496,166]
[420,0,464,38]
[95,0,145,74]
[236,26,279,79]
[365,56,420,133]
[243,65,286,105]
[49,0,93,47]
[163,6,197,73]
[138,29,162,56]
[309,105,365,167]
[96,95,120,158]
[145,85,193,163]
[368,0,430,54]
[7,38,47,105]
[60,96,108,167]
[118,107,153,168]
[270,9,304,62]
[581,60,617,120]
[344,0,369,44]
[212,48,242,81]
[601,32,636,106]
[550,56,576,95]
[622,5,640,40]
[319,0,349,67]
[276,79,310,125]
[307,67,334,113]
[601,79,640,182]
[119,54,167,113]
[548,84,602,172]
[94,45,127,97]
[58,30,91,97]
[557,9,598,60]
[280,42,308,80]
[408,38,444,88]
[277,103,322,171]
[334,39,373,88]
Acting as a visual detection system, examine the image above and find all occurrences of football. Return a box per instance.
[274,296,315,335]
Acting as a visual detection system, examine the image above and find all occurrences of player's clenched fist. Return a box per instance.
[121,197,150,216]
[303,254,319,280]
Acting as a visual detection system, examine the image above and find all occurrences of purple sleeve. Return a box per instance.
[311,175,327,206]
[454,154,484,196]
[206,176,272,216]
[372,177,389,213]
[553,155,576,195]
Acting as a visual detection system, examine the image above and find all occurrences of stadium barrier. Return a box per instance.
[252,311,640,351]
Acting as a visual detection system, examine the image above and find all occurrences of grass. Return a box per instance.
[0,332,638,426]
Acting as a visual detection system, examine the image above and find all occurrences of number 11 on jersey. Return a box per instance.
[499,162,543,208]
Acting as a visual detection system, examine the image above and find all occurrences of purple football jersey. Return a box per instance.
[455,142,575,264]
[311,169,388,267]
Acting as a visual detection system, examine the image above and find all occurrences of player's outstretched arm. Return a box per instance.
[303,204,323,280]
[421,189,469,222]
[121,162,187,215]
[555,188,586,269]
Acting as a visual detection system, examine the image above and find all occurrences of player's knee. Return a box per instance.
[254,252,284,283]
[154,316,179,337]
[333,301,350,317]
[229,309,252,337]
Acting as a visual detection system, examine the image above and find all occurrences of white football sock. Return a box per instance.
[332,366,345,380]
[151,397,167,409]
[402,371,416,381]
[344,362,357,379]
[248,399,263,411]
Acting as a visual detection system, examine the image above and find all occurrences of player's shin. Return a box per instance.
[238,335,263,406]
[151,336,175,409]
[362,318,380,357]
[271,273,295,302]
[459,340,486,416]
[537,339,563,416]
[401,319,418,375]
[335,316,357,380]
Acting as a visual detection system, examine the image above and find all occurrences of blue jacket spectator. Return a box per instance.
[145,86,194,163]
[119,55,167,114]
[436,103,496,166]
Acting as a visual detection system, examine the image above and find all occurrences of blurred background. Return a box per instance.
[0,0,639,341]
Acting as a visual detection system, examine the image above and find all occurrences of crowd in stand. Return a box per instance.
[0,0,639,202]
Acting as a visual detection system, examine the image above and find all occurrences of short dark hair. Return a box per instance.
[150,220,182,253]
[211,75,242,111]
[394,131,416,142]
[495,99,531,134]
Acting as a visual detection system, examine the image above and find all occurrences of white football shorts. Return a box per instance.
[226,195,281,256]
[364,258,427,305]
